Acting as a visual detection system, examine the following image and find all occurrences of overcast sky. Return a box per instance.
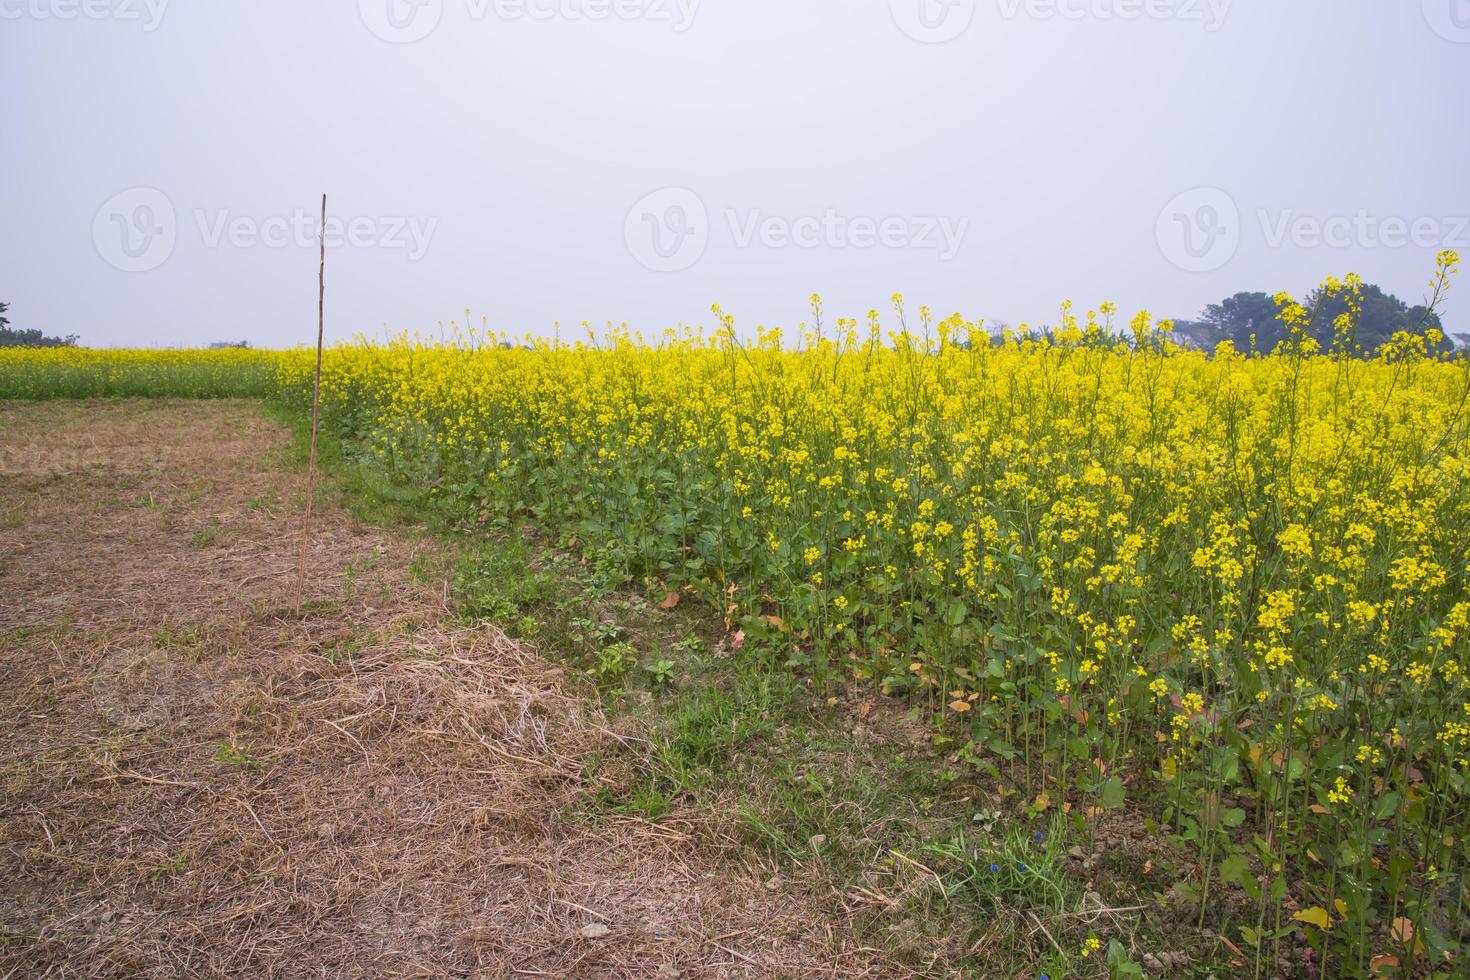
[2,1,1468,347]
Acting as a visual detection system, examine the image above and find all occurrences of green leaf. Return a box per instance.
[989,739,1018,761]
[1373,792,1400,821]
[1222,807,1247,828]
[1218,853,1251,886]
[1106,939,1144,977]
[1099,776,1125,809]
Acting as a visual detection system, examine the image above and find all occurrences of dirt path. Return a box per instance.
[0,401,890,979]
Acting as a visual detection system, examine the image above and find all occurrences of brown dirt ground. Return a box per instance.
[0,400,900,979]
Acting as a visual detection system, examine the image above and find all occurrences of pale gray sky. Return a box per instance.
[2,1,1468,347]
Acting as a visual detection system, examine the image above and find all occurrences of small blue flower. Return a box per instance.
[1040,974,1052,980]
[1018,862,1028,871]
[988,863,1000,873]
[1032,831,1045,841]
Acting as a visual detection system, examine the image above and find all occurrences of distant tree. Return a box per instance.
[1198,292,1292,352]
[1167,319,1218,351]
[1178,283,1448,356]
[0,327,78,347]
[209,341,251,349]
[0,302,79,348]
[1305,283,1447,354]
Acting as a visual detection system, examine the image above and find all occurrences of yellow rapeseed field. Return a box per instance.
[5,254,1466,972]
[277,254,1470,972]
[0,346,278,400]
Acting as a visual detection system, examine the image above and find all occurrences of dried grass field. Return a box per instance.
[0,400,889,979]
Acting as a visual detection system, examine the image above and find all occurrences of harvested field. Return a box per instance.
[0,400,892,979]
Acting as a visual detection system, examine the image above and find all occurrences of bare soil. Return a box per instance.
[0,400,896,979]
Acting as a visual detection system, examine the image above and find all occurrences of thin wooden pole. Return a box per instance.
[294,194,327,615]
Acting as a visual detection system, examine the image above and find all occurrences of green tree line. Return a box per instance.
[0,302,78,348]
[1171,282,1456,355]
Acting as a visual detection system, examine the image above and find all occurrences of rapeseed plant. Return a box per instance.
[8,255,1465,975]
